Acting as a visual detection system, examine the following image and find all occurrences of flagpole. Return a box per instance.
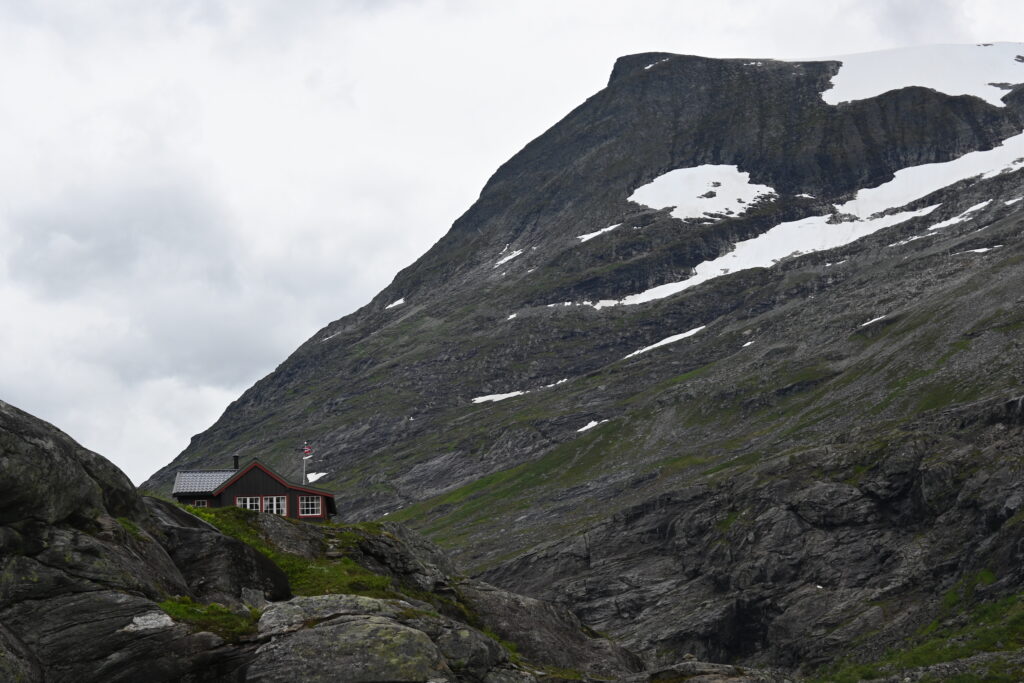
[301,441,312,485]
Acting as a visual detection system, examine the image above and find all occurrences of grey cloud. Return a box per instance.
[8,180,239,298]
[869,0,971,44]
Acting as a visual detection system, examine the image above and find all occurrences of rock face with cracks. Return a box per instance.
[0,399,253,682]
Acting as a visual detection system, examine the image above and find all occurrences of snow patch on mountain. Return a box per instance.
[956,245,1003,255]
[472,391,526,404]
[629,165,775,220]
[495,249,524,267]
[624,325,706,358]
[929,200,993,231]
[843,132,1024,216]
[577,223,622,242]
[820,43,1024,107]
[385,298,405,309]
[644,58,670,70]
[888,233,935,248]
[577,419,609,432]
[599,205,938,308]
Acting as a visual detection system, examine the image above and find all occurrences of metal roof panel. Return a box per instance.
[172,470,236,494]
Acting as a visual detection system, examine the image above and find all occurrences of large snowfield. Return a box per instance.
[819,43,1024,107]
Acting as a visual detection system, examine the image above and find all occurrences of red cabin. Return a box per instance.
[171,459,337,520]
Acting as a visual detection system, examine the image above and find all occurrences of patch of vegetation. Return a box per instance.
[704,451,762,476]
[715,510,741,534]
[918,657,1024,682]
[116,516,145,540]
[940,570,998,613]
[390,418,635,542]
[535,664,588,680]
[625,363,714,405]
[656,453,712,479]
[186,506,395,598]
[813,572,1024,682]
[158,595,259,642]
[916,380,984,414]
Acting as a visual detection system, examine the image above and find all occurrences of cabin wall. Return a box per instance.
[218,467,329,519]
[173,495,215,508]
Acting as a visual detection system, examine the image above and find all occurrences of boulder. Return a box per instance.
[250,594,512,682]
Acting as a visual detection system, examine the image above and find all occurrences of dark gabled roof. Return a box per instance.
[172,469,236,495]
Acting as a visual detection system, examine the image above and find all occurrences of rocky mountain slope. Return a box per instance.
[2,398,679,682]
[143,44,1024,676]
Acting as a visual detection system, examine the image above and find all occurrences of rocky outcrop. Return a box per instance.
[1,399,666,681]
[456,580,643,678]
[249,594,511,683]
[243,511,644,680]
[0,399,255,682]
[144,496,291,607]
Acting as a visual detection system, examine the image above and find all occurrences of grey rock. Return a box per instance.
[248,614,454,683]
[456,579,644,679]
[0,621,42,683]
[253,510,324,558]
[258,594,400,636]
[0,401,253,681]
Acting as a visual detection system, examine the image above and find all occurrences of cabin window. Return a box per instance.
[299,495,322,517]
[192,500,208,507]
[263,496,287,516]
[236,496,260,511]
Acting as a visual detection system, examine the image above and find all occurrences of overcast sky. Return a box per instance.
[1,0,1021,484]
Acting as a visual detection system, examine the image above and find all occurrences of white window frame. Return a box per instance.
[191,499,208,508]
[263,495,287,516]
[298,495,321,517]
[236,496,260,511]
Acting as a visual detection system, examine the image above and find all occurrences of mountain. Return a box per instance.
[144,44,1024,676]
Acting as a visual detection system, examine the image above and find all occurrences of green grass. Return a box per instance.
[814,573,1024,682]
[186,506,395,598]
[116,516,145,540]
[390,418,634,539]
[704,451,762,476]
[158,595,259,642]
[715,510,741,534]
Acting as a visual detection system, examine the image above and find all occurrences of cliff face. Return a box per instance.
[0,399,255,681]
[142,46,1024,673]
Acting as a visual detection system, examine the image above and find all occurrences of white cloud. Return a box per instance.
[0,0,1020,483]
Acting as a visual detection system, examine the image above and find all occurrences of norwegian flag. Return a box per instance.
[302,442,313,460]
